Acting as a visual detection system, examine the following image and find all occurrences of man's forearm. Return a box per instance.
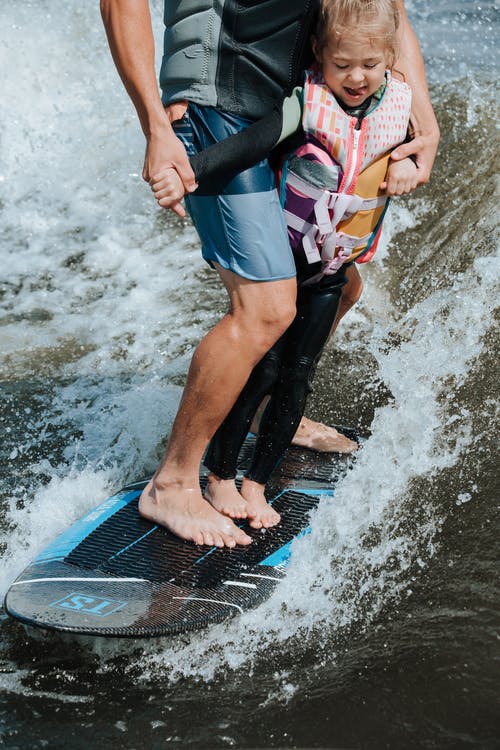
[396,3,439,141]
[393,1,440,181]
[100,0,196,209]
[100,0,169,137]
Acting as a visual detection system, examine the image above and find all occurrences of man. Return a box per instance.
[100,0,439,548]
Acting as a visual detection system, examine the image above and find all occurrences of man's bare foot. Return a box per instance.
[204,474,248,520]
[240,478,280,530]
[292,416,358,453]
[139,479,252,548]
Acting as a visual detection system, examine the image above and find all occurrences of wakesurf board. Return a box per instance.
[4,436,354,638]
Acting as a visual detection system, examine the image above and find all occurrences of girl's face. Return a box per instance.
[317,32,390,107]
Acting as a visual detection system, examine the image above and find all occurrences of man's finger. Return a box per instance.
[175,161,198,193]
[391,138,420,161]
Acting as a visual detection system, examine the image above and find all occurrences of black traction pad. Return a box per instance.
[4,438,353,637]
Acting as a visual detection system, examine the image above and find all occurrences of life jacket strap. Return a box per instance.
[335,231,373,250]
[284,210,322,264]
[284,188,386,268]
[286,171,386,221]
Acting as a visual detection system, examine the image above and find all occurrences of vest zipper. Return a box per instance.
[344,125,361,193]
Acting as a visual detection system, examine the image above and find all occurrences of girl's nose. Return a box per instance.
[348,67,365,83]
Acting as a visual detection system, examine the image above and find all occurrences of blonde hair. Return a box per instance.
[314,0,400,66]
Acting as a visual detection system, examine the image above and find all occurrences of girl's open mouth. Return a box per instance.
[344,86,367,98]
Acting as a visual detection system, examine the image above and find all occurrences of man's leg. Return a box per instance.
[139,267,296,547]
[140,102,296,545]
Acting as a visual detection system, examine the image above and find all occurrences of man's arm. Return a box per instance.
[391,0,440,185]
[100,0,196,216]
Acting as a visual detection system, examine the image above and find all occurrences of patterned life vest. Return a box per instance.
[280,67,412,283]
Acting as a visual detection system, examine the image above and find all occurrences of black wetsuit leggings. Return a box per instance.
[204,267,347,485]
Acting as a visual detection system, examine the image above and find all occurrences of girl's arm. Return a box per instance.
[151,90,303,208]
[100,0,197,217]
[391,0,440,184]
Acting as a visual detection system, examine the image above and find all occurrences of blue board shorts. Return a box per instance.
[173,103,296,282]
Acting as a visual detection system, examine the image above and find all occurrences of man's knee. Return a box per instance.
[262,297,296,333]
[221,266,297,350]
[252,302,296,352]
[232,282,296,350]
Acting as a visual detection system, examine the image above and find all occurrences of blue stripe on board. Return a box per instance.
[259,528,311,568]
[259,488,334,568]
[33,490,141,565]
[270,487,334,501]
[108,525,158,560]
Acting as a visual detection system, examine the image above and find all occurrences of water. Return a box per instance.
[0,1,498,748]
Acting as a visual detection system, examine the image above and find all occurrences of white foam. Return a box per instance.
[0,468,109,598]
[0,379,182,599]
[0,669,92,703]
[1,1,208,379]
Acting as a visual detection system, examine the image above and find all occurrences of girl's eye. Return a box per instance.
[335,64,349,70]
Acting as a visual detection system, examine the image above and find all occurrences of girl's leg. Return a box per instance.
[292,263,363,451]
[203,344,285,517]
[245,273,347,490]
[251,266,362,452]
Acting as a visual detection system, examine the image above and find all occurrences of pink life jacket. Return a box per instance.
[280,67,412,284]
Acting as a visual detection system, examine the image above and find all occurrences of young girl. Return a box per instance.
[153,0,418,530]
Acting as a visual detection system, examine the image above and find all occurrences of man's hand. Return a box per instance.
[381,157,418,196]
[390,128,440,186]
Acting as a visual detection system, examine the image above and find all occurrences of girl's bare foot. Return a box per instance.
[204,474,248,519]
[240,478,280,529]
[139,479,251,548]
[292,416,358,453]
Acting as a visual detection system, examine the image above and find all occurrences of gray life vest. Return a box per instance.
[160,0,318,118]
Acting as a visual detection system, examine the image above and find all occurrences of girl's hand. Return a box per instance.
[149,167,186,210]
[390,127,440,186]
[381,158,418,196]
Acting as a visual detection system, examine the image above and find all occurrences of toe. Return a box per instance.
[203,532,215,547]
[193,531,205,546]
[212,533,225,548]
[235,529,252,545]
